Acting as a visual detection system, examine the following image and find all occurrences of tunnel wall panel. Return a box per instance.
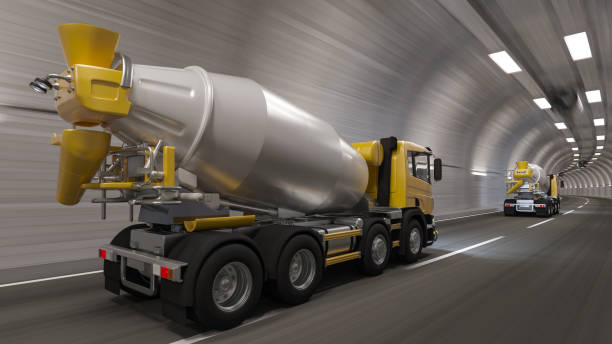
[0,1,607,266]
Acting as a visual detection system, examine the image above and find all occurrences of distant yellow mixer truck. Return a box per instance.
[504,161,560,217]
[29,23,442,329]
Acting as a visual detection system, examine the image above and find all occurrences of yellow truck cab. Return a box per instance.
[353,136,441,257]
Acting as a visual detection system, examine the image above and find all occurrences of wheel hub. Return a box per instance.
[289,249,316,291]
[371,234,388,265]
[212,262,252,312]
[409,228,421,254]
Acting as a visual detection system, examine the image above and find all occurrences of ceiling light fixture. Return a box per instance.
[597,135,605,141]
[597,145,604,149]
[566,137,575,142]
[554,122,567,129]
[471,171,487,176]
[573,153,579,156]
[564,32,592,61]
[586,90,602,103]
[595,152,602,156]
[572,147,579,151]
[488,51,522,74]
[594,118,605,126]
[533,98,551,109]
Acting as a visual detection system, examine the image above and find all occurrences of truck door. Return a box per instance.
[407,152,433,214]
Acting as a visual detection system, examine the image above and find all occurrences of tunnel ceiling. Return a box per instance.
[0,0,609,206]
[444,0,611,189]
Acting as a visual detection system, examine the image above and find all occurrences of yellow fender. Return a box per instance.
[184,215,256,232]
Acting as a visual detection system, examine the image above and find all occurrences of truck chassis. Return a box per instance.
[504,194,560,217]
[100,206,436,329]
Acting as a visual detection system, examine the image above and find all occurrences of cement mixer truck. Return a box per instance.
[29,23,442,329]
[503,161,560,217]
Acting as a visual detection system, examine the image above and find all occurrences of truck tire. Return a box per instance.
[503,200,516,216]
[193,244,263,330]
[274,235,323,305]
[358,224,391,276]
[399,219,423,263]
[537,204,551,218]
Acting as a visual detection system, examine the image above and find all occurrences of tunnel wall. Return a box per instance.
[0,1,602,267]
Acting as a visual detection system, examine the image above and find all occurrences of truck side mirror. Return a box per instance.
[433,158,442,181]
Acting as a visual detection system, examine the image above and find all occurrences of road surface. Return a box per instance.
[1,196,610,344]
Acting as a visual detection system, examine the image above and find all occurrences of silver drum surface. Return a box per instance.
[107,64,368,214]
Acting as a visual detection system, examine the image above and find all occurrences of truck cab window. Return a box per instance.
[412,153,430,183]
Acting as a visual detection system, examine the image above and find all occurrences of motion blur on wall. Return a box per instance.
[0,1,610,268]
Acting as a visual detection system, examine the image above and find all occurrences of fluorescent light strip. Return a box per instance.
[572,147,579,151]
[533,98,551,109]
[586,90,602,103]
[597,135,605,141]
[471,171,487,176]
[488,51,522,74]
[554,122,567,129]
[597,145,603,149]
[595,152,602,156]
[594,118,605,126]
[573,154,579,156]
[566,137,575,142]
[564,32,592,61]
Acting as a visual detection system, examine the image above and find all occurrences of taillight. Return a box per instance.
[160,266,173,280]
[99,249,107,259]
[505,203,512,207]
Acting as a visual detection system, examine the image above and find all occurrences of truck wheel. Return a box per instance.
[503,200,516,216]
[194,244,263,330]
[275,235,323,305]
[536,204,548,218]
[358,224,391,276]
[399,220,423,263]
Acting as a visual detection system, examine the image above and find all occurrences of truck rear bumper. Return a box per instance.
[515,205,535,213]
[99,244,188,283]
[504,202,549,214]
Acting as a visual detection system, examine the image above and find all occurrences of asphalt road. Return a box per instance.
[1,196,611,344]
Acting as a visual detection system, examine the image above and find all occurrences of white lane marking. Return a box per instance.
[526,218,554,229]
[169,311,281,344]
[0,270,103,288]
[563,210,575,215]
[437,211,501,222]
[406,236,504,270]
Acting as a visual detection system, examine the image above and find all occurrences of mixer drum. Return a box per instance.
[527,164,550,193]
[105,64,368,214]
